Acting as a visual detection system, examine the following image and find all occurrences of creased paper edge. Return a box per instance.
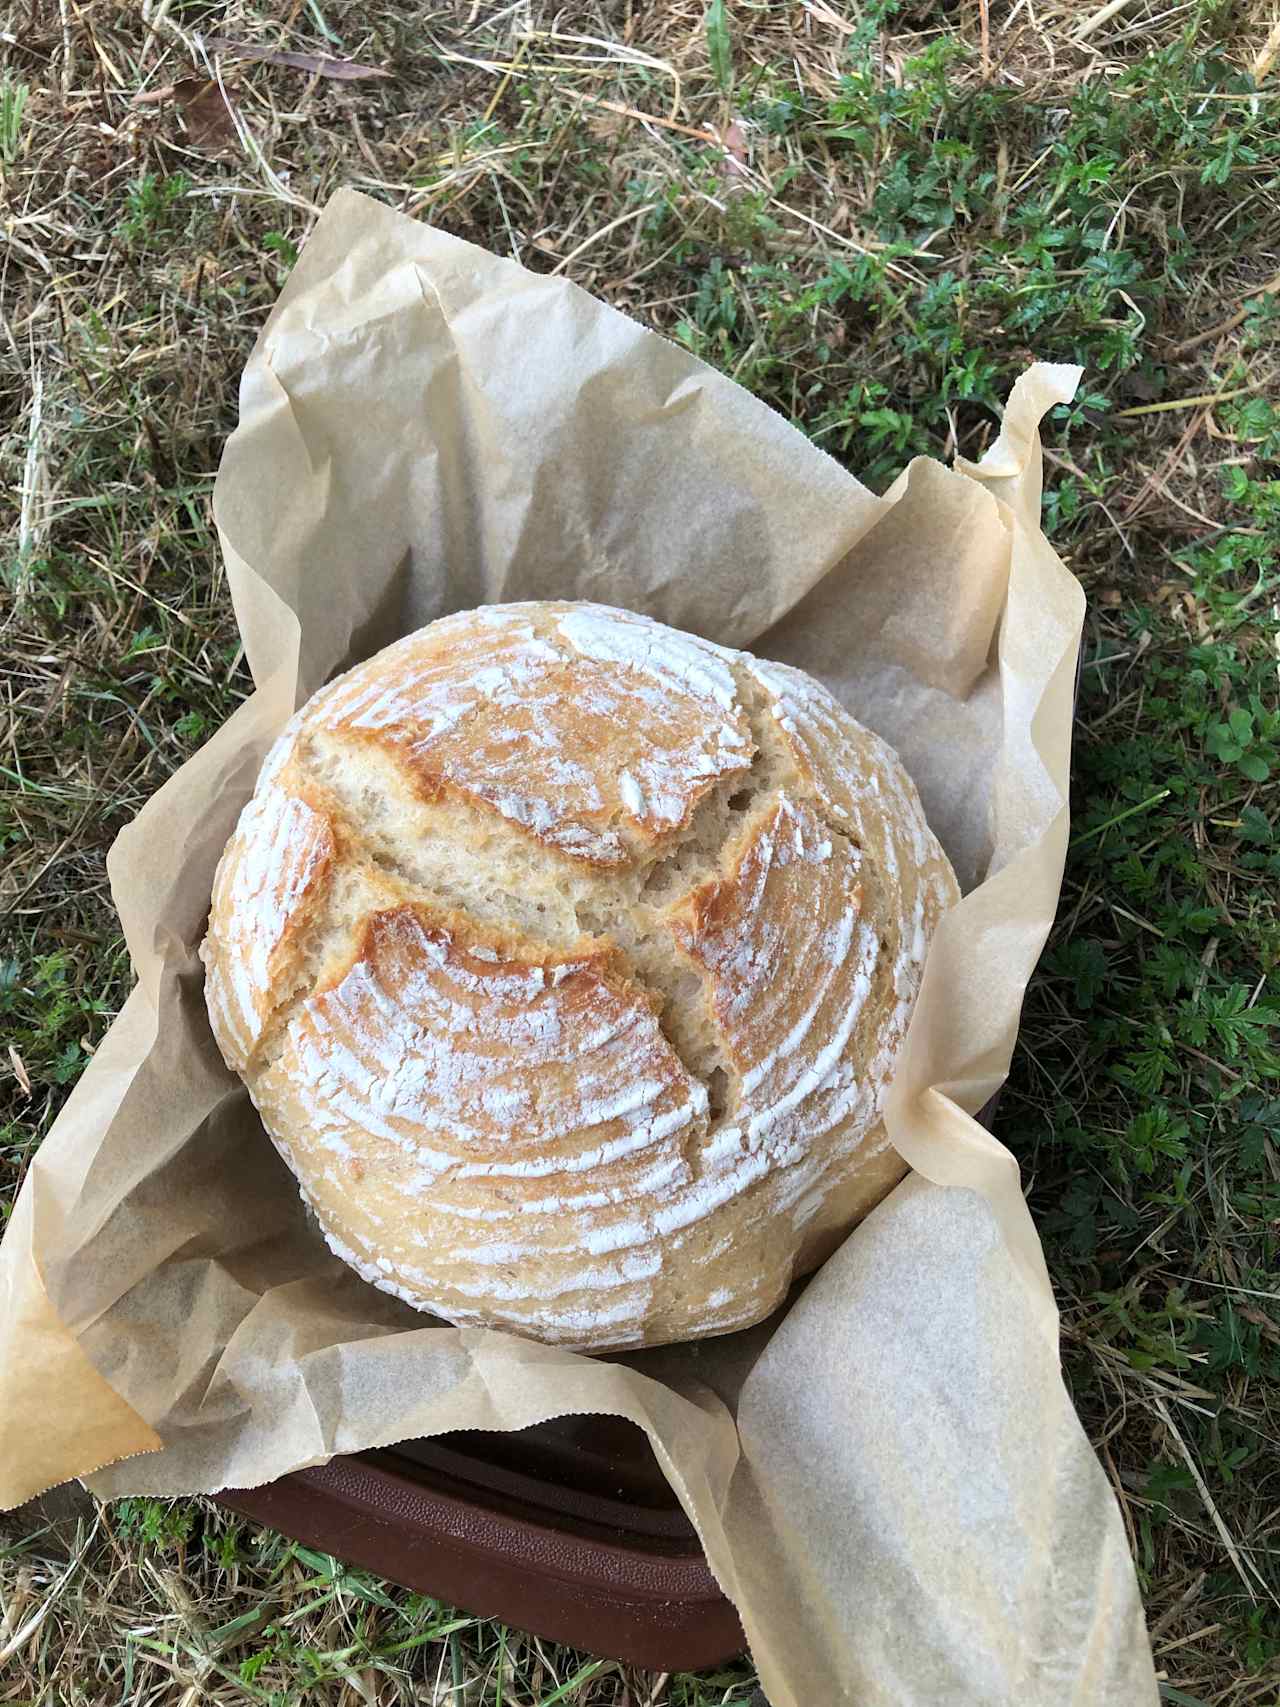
[0,1043,164,1507]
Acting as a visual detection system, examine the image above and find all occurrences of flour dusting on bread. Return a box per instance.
[201,601,959,1351]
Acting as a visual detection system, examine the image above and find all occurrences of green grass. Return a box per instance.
[2,0,1279,1701]
[1014,477,1280,1675]
[0,76,28,166]
[3,1497,756,1703]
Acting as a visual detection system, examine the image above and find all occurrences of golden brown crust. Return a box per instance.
[670,795,912,1243]
[201,601,960,1351]
[306,605,754,866]
[253,902,710,1347]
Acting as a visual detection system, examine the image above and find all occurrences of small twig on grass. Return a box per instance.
[1071,0,1140,45]
[1148,1572,1208,1643]
[1155,1623,1226,1662]
[0,1513,101,1664]
[557,84,719,143]
[1042,446,1136,558]
[766,198,936,280]
[1099,1436,1138,1562]
[1124,405,1209,520]
[513,30,685,124]
[1069,789,1170,849]
[480,34,528,125]
[799,0,856,37]
[1114,384,1264,418]
[1181,1045,1245,1083]
[1105,1,1214,47]
[1158,1273,1280,1306]
[1153,1396,1277,1608]
[58,0,74,97]
[550,202,658,276]
[1170,271,1280,357]
[15,362,46,605]
[642,1671,671,1707]
[203,37,391,79]
[138,0,176,68]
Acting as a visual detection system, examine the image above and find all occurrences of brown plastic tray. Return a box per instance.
[216,1106,1007,1673]
[217,1414,743,1671]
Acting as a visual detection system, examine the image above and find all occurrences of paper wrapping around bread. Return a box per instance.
[200,601,958,1350]
[0,189,1158,1707]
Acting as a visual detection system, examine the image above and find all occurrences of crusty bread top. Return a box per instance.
[309,604,754,864]
[202,601,959,1351]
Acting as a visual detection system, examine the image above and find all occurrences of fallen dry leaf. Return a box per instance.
[721,120,747,163]
[203,37,391,80]
[719,120,749,182]
[130,76,239,151]
[175,77,239,151]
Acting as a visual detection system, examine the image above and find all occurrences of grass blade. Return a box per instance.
[705,0,733,95]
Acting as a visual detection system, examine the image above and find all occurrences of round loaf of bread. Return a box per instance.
[201,601,959,1352]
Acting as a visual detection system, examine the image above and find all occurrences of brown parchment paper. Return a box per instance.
[0,188,1158,1706]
